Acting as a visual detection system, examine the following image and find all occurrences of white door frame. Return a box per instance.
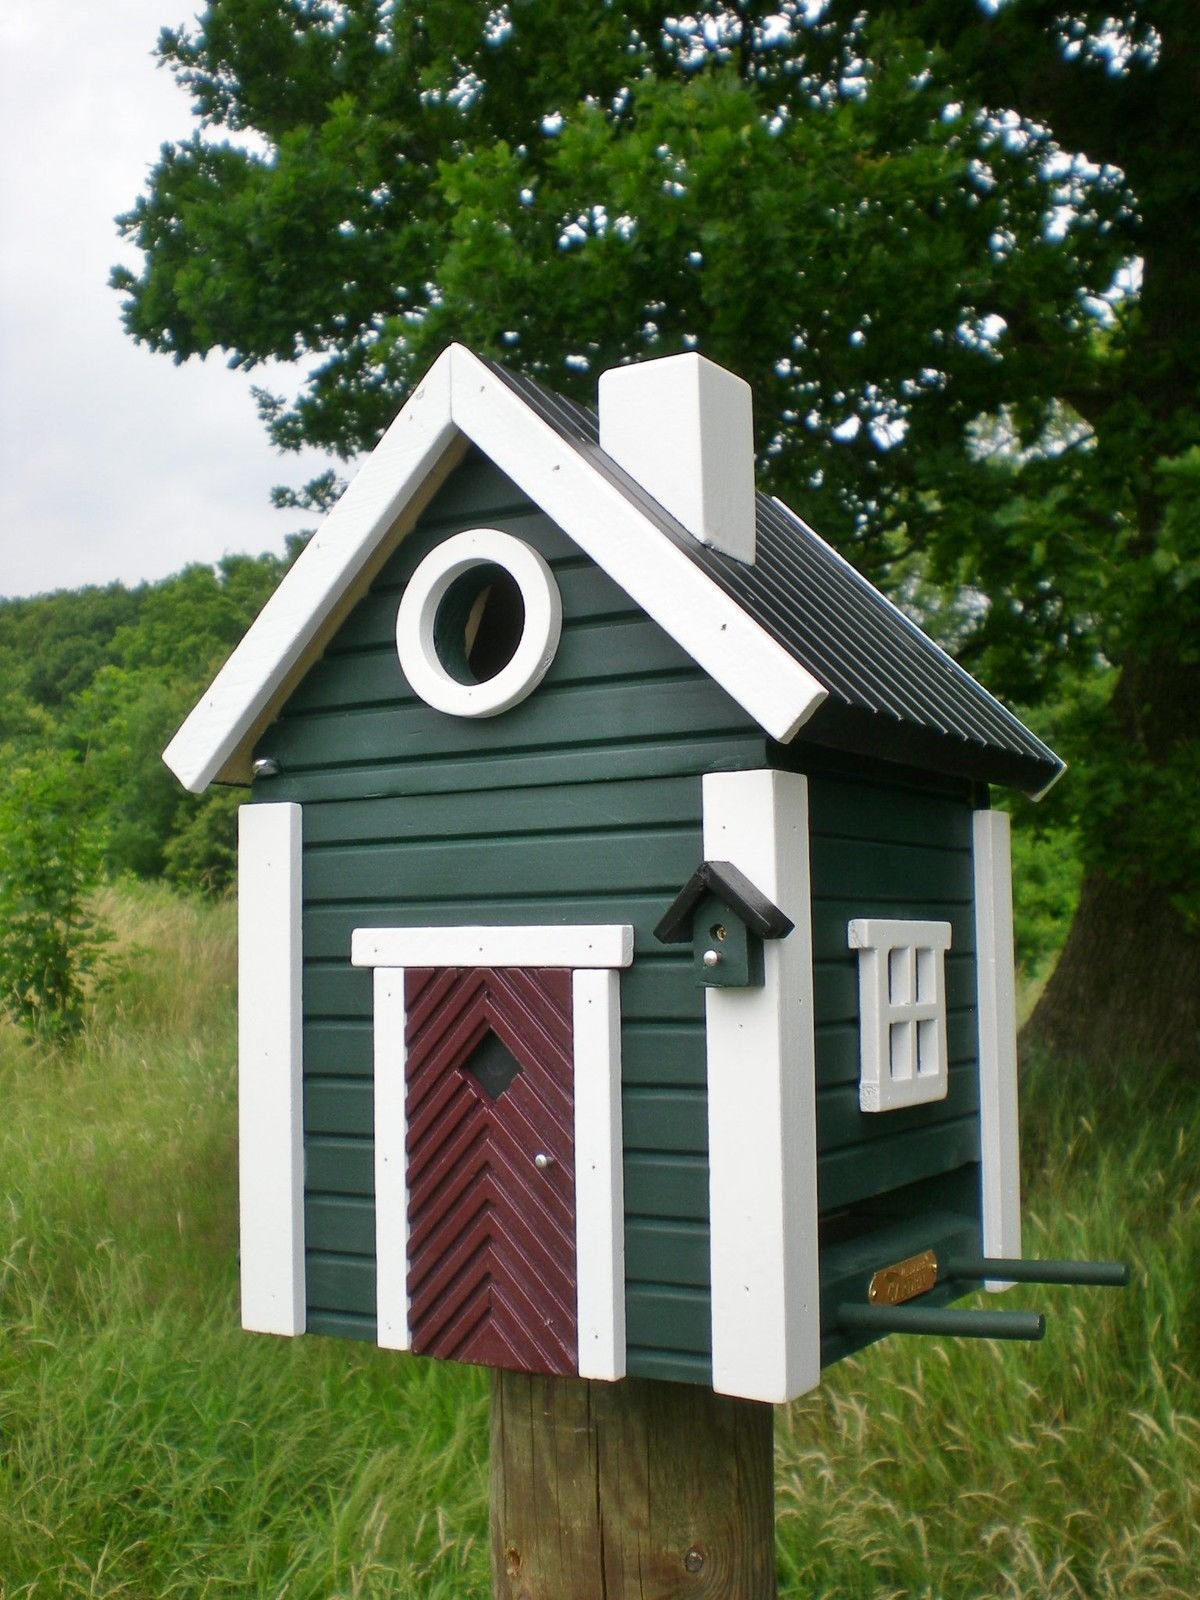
[352,923,633,1381]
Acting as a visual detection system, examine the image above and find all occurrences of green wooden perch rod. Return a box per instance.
[838,1304,1047,1340]
[941,1255,1130,1287]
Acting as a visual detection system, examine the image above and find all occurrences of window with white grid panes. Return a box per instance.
[848,918,952,1112]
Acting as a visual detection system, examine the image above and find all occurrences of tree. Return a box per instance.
[112,2,1200,1064]
[0,554,289,891]
[60,555,291,879]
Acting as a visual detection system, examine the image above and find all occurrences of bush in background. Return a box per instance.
[0,748,108,1037]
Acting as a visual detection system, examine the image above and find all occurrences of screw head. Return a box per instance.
[684,1545,706,1573]
[702,949,722,969]
[534,1152,554,1171]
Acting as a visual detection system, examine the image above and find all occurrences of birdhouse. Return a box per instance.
[164,345,1122,1405]
[655,860,794,988]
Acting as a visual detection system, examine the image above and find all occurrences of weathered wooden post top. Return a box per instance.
[165,345,1124,1593]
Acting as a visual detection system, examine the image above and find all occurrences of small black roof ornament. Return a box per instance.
[654,860,794,946]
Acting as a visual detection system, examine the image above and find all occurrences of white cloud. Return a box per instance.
[0,0,332,599]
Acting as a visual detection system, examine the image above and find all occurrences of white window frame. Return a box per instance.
[351,923,633,1381]
[849,917,952,1113]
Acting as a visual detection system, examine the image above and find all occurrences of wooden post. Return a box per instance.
[490,1371,776,1599]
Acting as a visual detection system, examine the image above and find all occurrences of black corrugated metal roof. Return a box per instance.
[487,361,1063,795]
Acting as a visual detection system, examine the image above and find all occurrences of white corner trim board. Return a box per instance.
[396,527,563,718]
[702,770,820,1404]
[164,344,828,794]
[973,810,1022,1289]
[237,802,305,1337]
[359,924,632,1380]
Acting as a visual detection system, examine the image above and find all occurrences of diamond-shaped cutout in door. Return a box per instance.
[463,1028,523,1100]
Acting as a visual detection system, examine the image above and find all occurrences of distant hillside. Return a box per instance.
[0,551,292,889]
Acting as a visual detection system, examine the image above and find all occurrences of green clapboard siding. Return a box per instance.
[306,1194,374,1255]
[253,449,764,1385]
[288,614,693,714]
[626,1218,710,1288]
[626,1285,711,1355]
[267,734,767,806]
[802,766,984,1361]
[818,1169,982,1366]
[308,1310,377,1343]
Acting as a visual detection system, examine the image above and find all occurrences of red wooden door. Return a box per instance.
[403,966,578,1376]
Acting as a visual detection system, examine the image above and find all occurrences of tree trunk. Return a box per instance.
[490,1371,777,1600]
[1021,868,1200,1069]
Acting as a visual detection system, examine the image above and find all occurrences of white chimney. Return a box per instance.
[597,352,756,564]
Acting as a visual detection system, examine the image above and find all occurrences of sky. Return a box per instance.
[0,2,330,600]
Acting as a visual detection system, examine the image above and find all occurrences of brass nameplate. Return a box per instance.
[869,1249,939,1306]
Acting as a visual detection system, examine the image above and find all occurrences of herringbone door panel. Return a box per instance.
[404,966,577,1375]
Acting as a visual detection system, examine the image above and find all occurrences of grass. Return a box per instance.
[775,1055,1199,1597]
[0,885,489,1600]
[1,883,1196,1597]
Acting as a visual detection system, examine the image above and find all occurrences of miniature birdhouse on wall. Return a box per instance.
[165,344,1082,1405]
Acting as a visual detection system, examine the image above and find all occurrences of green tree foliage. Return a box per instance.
[110,2,1199,1060]
[0,585,143,718]
[162,787,242,894]
[0,553,287,896]
[0,751,108,1037]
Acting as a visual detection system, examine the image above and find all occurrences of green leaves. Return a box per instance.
[0,554,290,902]
[0,751,109,1038]
[105,3,1200,1049]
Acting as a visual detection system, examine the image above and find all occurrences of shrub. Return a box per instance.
[0,748,108,1036]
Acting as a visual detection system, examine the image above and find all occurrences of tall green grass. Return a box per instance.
[776,1054,1199,1597]
[0,885,489,1599]
[1,884,1196,1597]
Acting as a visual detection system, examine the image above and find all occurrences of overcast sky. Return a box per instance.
[0,2,331,600]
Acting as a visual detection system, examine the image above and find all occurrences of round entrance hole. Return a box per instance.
[433,562,526,685]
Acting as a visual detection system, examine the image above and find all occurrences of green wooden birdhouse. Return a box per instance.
[164,344,1123,1406]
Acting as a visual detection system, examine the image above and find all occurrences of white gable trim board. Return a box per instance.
[353,923,633,1382]
[166,355,462,793]
[163,345,827,795]
[702,770,821,1403]
[451,349,825,741]
[237,802,305,1336]
[972,810,1022,1290]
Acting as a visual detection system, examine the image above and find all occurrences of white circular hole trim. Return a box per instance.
[396,527,563,718]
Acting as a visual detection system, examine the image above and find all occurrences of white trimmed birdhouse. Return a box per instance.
[164,344,1121,1408]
